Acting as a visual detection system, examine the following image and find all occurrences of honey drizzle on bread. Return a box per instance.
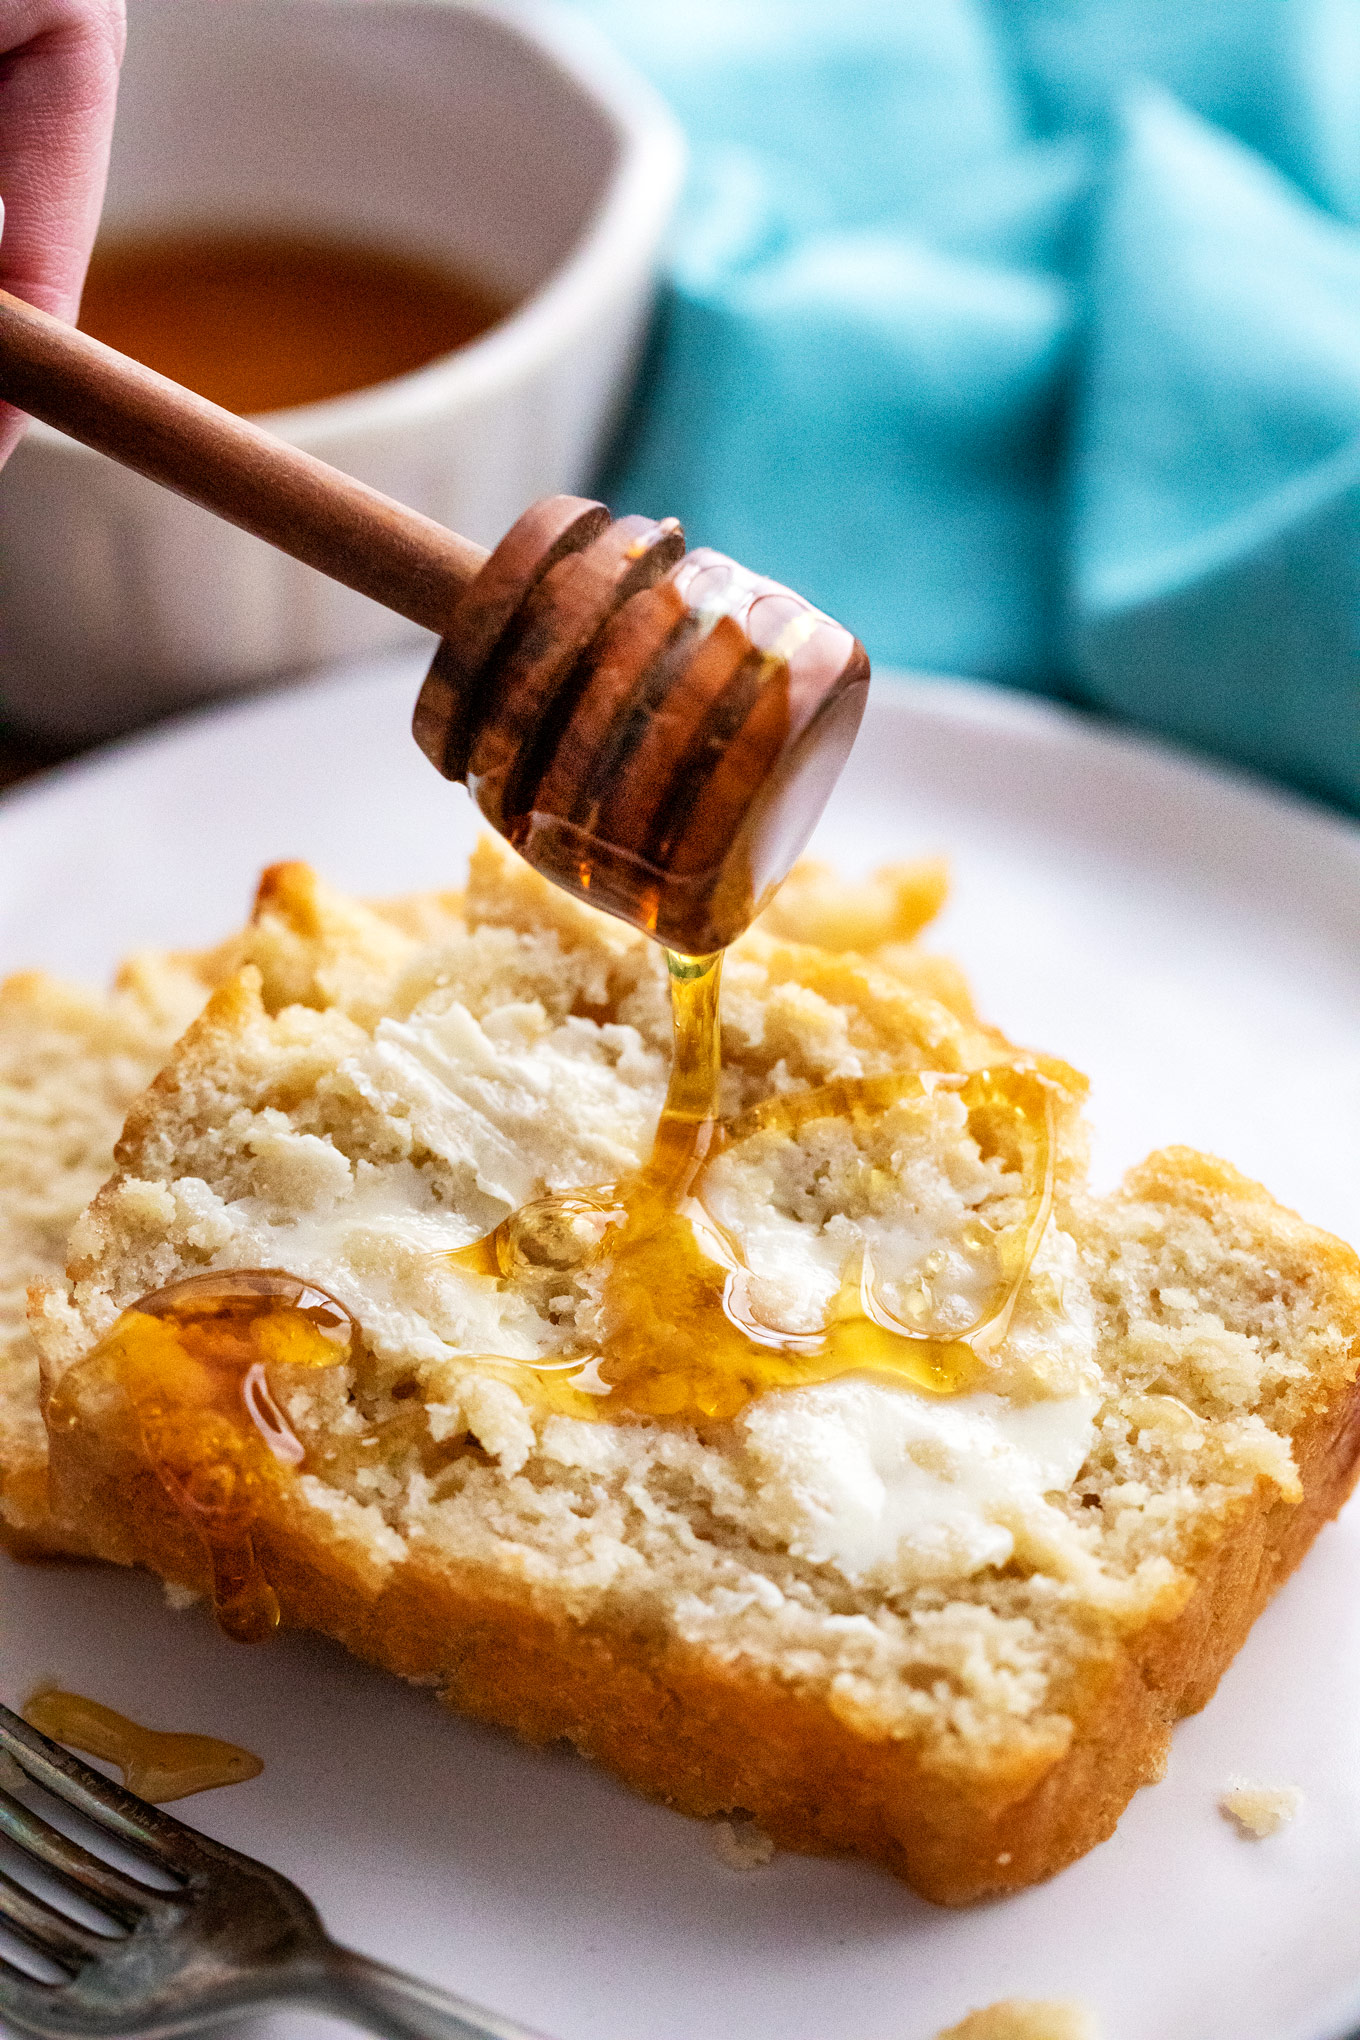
[448,951,1062,1424]
[25,838,1024,1639]
[53,941,1057,1636]
[0,848,969,1558]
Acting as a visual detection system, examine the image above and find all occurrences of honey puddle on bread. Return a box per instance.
[47,1273,355,1642]
[48,953,1056,1642]
[446,951,1058,1423]
[23,1688,262,1800]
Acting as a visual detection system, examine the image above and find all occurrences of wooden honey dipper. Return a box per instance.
[0,289,869,951]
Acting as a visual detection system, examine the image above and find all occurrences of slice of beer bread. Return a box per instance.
[23,844,1360,1904]
[0,852,957,1552]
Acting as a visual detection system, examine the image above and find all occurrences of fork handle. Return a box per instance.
[315,1944,554,2040]
[0,287,488,636]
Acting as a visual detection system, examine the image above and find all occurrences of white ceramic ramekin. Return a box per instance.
[0,0,684,743]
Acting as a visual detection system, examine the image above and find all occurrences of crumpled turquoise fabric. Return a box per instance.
[576,0,1360,812]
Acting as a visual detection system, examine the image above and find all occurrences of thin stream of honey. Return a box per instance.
[446,948,724,1279]
[23,1689,262,1802]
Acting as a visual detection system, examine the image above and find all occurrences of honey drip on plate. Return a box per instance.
[47,1272,353,1643]
[23,1688,262,1802]
[448,953,1058,1426]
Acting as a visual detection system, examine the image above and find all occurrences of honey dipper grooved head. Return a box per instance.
[413,495,870,952]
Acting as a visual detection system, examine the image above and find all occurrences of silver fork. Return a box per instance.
[0,1702,549,2040]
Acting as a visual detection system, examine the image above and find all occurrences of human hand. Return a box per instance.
[0,0,124,466]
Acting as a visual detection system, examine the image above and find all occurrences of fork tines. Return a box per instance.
[0,1781,154,1929]
[0,1705,198,1869]
[0,1702,196,1986]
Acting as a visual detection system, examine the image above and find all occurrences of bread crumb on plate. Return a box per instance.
[1219,1781,1301,1837]
[935,2000,1098,2039]
[712,1816,775,1870]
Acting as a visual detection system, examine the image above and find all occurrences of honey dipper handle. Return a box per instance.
[0,287,488,635]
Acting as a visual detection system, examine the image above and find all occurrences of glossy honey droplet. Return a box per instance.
[23,1688,263,1802]
[444,953,1060,1427]
[47,1271,354,1643]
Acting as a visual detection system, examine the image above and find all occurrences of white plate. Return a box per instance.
[1,655,1359,2040]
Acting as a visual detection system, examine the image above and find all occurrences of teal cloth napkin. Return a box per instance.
[577,0,1360,812]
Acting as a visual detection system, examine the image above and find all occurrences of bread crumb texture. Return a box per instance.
[1220,1780,1301,1837]
[935,2000,1099,2040]
[13,841,1360,1904]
